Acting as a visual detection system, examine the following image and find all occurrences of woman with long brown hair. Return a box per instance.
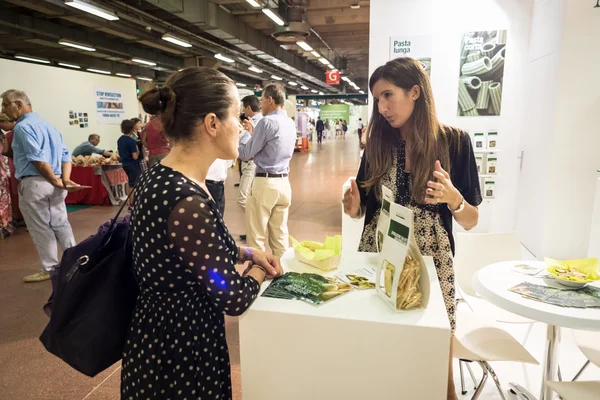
[343,57,481,399]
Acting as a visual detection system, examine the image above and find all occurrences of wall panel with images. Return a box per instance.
[0,58,137,153]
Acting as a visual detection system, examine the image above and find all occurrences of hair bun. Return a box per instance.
[158,86,175,113]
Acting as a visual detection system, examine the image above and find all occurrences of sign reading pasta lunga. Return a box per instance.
[457,30,507,117]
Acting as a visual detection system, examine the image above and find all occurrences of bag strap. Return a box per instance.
[98,189,135,251]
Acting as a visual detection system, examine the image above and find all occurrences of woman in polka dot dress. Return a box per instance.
[122,67,283,399]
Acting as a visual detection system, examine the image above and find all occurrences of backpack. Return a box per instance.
[40,197,138,377]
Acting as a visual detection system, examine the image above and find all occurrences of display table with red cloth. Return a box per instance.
[66,166,111,206]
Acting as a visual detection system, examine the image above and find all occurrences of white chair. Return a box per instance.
[565,330,600,382]
[453,312,539,400]
[546,381,600,400]
[454,232,533,324]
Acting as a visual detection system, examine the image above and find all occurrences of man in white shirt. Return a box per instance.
[206,159,231,216]
[238,95,262,209]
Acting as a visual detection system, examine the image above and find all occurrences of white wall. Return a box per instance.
[530,0,600,259]
[0,58,138,153]
[370,0,533,233]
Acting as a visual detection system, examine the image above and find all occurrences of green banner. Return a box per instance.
[319,104,349,122]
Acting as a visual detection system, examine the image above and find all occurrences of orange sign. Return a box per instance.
[326,69,340,85]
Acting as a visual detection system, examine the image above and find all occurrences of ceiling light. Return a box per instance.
[350,3,360,9]
[58,62,81,69]
[311,51,320,58]
[236,82,247,87]
[270,75,283,80]
[117,73,132,77]
[296,41,313,51]
[246,0,261,7]
[262,8,285,26]
[215,53,234,63]
[58,39,95,52]
[301,85,309,90]
[342,76,351,82]
[15,55,50,64]
[319,91,324,95]
[288,81,298,86]
[132,58,156,66]
[137,76,153,81]
[359,90,365,94]
[161,33,192,48]
[311,89,318,93]
[87,68,111,74]
[327,64,335,70]
[318,57,330,65]
[65,0,119,21]
[249,66,263,73]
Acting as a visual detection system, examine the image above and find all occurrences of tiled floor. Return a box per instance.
[0,136,360,399]
[1,134,598,399]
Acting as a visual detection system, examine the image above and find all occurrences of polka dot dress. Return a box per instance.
[121,164,260,400]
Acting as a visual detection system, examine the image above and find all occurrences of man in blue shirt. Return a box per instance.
[72,134,113,157]
[238,84,296,257]
[1,89,79,283]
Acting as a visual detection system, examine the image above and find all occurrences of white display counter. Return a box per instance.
[239,250,452,400]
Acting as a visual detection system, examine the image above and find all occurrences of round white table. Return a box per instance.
[473,261,600,400]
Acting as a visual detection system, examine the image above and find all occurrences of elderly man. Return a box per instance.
[1,89,80,283]
[238,84,296,257]
[72,134,113,157]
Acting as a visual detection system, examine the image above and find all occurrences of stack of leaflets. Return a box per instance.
[509,282,600,308]
[336,267,376,290]
[261,272,352,305]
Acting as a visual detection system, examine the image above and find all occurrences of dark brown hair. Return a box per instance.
[366,57,451,203]
[263,83,285,106]
[138,67,236,141]
[120,119,135,134]
[242,95,260,112]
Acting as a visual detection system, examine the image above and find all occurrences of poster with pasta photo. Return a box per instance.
[457,30,507,117]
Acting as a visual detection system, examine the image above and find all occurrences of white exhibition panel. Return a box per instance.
[239,251,451,400]
[0,58,138,154]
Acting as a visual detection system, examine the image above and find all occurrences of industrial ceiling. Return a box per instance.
[0,0,370,99]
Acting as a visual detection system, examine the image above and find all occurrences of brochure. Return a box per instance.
[511,263,544,276]
[336,266,376,290]
[509,282,600,308]
[261,272,352,305]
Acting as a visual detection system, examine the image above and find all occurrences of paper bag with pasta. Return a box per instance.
[375,201,429,311]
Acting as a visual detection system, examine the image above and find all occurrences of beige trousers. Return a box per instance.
[245,177,291,257]
[237,160,256,209]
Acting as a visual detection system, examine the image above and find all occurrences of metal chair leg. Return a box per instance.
[483,361,507,400]
[466,362,478,389]
[472,361,489,400]
[572,360,590,382]
[459,361,467,395]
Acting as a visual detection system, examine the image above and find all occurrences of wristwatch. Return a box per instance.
[448,196,465,213]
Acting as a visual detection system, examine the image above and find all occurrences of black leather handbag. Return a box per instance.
[40,198,138,377]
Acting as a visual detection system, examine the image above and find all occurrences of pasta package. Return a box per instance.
[375,201,430,312]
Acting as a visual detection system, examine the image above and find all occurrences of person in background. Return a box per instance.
[130,117,147,172]
[238,95,263,241]
[1,89,79,283]
[142,114,169,167]
[205,158,230,217]
[117,119,141,206]
[0,122,14,239]
[342,119,348,139]
[342,58,481,400]
[358,117,364,138]
[316,116,324,144]
[335,119,342,138]
[130,66,282,399]
[72,134,113,157]
[238,83,296,257]
[0,113,23,224]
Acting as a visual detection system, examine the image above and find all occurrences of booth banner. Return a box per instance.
[457,30,507,117]
[319,104,349,123]
[95,87,125,124]
[100,164,128,205]
[389,35,431,75]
